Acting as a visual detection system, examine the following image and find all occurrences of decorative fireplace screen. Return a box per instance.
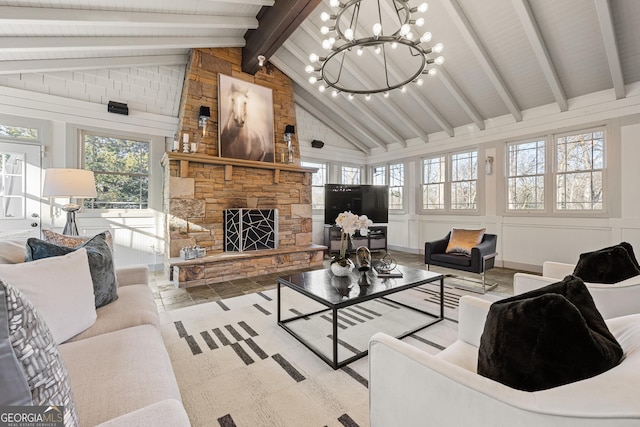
[224,209,278,252]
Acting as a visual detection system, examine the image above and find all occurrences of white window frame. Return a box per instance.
[301,161,327,212]
[80,130,151,212]
[370,162,406,212]
[504,126,607,216]
[420,149,479,213]
[506,138,546,212]
[340,165,361,185]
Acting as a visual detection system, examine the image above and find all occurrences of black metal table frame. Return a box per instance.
[277,273,444,370]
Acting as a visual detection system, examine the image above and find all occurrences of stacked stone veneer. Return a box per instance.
[164,48,324,287]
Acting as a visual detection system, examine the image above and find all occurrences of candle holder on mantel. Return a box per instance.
[182,132,190,153]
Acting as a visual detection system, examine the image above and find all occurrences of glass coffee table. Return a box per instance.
[277,265,444,369]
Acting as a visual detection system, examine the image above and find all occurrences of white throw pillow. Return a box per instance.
[0,248,97,344]
[0,237,27,264]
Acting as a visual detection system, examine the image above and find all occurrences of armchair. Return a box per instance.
[425,232,498,293]
[369,295,640,426]
[514,261,640,319]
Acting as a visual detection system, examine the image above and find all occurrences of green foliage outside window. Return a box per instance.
[83,133,149,209]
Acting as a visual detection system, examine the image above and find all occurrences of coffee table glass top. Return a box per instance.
[277,265,443,306]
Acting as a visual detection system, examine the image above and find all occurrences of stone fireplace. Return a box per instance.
[163,48,325,288]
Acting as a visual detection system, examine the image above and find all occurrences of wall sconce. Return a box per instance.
[282,124,295,163]
[485,156,494,175]
[198,106,210,138]
[258,55,266,67]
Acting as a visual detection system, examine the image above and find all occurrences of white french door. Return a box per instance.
[0,141,42,238]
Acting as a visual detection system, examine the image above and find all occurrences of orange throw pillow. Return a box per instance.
[445,228,486,255]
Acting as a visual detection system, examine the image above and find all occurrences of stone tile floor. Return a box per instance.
[150,251,533,312]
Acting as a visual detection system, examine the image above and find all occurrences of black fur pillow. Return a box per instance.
[478,276,623,391]
[573,242,640,284]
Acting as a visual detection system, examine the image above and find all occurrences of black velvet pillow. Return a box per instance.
[573,242,640,284]
[25,233,118,308]
[478,276,623,392]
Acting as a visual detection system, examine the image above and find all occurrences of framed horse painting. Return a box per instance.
[218,74,275,162]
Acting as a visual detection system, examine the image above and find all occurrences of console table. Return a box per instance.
[323,225,387,254]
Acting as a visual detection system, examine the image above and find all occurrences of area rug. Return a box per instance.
[160,281,502,427]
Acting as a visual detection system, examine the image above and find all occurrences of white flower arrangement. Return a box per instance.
[334,211,373,262]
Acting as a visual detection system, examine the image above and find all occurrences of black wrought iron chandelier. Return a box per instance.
[306,0,444,100]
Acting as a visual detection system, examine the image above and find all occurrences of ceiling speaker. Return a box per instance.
[108,101,129,115]
[311,139,324,149]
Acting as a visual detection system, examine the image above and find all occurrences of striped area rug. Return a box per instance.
[160,282,502,427]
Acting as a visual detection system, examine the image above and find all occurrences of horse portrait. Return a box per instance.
[218,75,274,162]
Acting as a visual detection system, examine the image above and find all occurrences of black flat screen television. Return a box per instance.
[324,184,389,225]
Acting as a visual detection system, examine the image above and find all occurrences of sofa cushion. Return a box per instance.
[42,229,114,254]
[0,280,79,426]
[0,237,27,264]
[431,253,472,267]
[478,275,623,391]
[67,284,159,342]
[573,243,640,284]
[58,325,183,427]
[445,228,485,255]
[26,233,118,308]
[0,249,96,344]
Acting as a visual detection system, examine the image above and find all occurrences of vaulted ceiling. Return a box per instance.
[1,0,639,154]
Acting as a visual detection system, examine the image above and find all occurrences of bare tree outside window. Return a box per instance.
[422,156,445,210]
[508,140,545,210]
[0,125,38,140]
[451,151,477,210]
[556,130,604,210]
[372,166,385,185]
[82,132,149,210]
[389,163,404,210]
[341,166,361,184]
[301,161,326,210]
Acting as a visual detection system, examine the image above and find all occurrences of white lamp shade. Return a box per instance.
[43,168,97,198]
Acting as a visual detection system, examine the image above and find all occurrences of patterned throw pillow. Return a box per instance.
[1,279,79,426]
[445,228,486,255]
[26,233,118,308]
[42,229,114,254]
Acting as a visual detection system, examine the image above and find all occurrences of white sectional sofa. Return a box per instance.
[369,295,640,427]
[0,237,190,426]
[514,261,640,319]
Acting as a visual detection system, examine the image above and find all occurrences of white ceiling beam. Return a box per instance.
[442,0,523,122]
[595,0,626,99]
[0,54,188,75]
[436,68,485,130]
[0,6,258,29]
[298,21,427,145]
[284,37,400,148]
[294,95,372,155]
[0,37,244,53]
[270,55,381,152]
[512,0,568,112]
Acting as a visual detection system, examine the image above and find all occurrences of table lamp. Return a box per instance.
[43,168,97,236]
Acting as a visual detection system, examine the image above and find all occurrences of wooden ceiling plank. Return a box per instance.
[0,37,245,53]
[0,6,258,29]
[0,54,188,75]
[442,0,523,122]
[270,55,384,152]
[595,0,626,99]
[295,95,372,154]
[242,0,323,75]
[436,68,485,130]
[513,0,568,111]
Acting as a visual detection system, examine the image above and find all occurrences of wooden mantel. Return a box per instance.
[161,152,317,183]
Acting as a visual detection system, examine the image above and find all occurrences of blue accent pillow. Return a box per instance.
[25,233,118,308]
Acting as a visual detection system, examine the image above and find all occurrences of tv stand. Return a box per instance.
[323,225,387,255]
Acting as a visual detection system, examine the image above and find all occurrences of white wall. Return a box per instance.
[0,65,184,269]
[300,83,640,272]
